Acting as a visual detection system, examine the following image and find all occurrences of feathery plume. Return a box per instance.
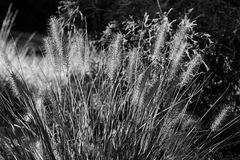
[127,49,138,83]
[152,16,169,61]
[180,54,202,86]
[49,17,63,58]
[69,32,84,72]
[107,33,122,81]
[43,37,54,60]
[169,16,195,61]
[211,106,230,132]
[132,67,151,105]
[9,72,20,97]
[169,42,187,80]
[69,32,90,76]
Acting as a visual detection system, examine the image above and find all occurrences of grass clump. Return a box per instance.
[0,7,239,160]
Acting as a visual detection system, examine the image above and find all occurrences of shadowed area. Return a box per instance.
[8,31,45,56]
[0,0,57,33]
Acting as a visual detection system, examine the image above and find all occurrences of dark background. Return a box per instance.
[0,0,58,33]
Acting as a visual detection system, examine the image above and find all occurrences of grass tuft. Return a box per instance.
[0,7,239,160]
